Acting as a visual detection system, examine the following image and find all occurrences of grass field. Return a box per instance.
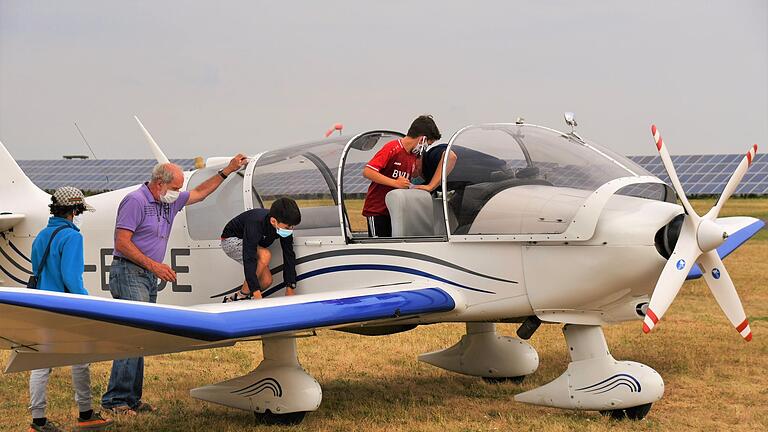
[1,199,766,431]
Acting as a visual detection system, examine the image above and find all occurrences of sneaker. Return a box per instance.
[76,412,113,431]
[223,291,250,303]
[29,421,65,432]
[133,401,156,413]
[103,405,136,416]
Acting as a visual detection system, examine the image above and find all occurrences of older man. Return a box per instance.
[101,155,247,415]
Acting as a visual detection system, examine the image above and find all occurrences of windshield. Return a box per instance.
[444,124,653,235]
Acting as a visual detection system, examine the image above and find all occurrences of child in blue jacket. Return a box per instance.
[28,187,113,432]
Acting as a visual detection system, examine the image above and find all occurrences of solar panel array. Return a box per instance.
[251,162,370,197]
[251,167,337,197]
[16,153,768,196]
[16,159,196,191]
[627,153,768,195]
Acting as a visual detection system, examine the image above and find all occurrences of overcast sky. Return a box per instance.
[1,1,766,160]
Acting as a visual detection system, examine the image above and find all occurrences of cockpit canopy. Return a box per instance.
[184,123,671,242]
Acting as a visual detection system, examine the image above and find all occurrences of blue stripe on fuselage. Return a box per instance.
[259,264,497,298]
[295,264,496,294]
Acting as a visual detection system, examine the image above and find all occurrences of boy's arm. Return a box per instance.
[415,150,457,192]
[280,235,297,292]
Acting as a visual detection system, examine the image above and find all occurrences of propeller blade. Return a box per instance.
[643,221,700,333]
[697,250,752,341]
[706,144,758,220]
[651,125,699,223]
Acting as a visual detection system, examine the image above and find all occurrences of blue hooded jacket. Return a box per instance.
[30,216,88,295]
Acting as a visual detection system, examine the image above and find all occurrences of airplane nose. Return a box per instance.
[696,219,728,252]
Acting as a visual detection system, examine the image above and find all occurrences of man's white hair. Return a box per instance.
[151,163,180,184]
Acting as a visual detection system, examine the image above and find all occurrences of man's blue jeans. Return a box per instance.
[101,258,157,409]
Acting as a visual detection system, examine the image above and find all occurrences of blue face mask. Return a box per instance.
[276,227,293,238]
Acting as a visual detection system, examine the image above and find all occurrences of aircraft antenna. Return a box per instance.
[74,121,112,191]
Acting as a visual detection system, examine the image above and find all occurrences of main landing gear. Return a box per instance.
[190,335,321,425]
[191,323,662,423]
[419,323,540,382]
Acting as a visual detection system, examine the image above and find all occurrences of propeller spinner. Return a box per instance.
[644,125,757,341]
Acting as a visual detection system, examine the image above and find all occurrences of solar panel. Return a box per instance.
[628,153,768,196]
[16,158,196,191]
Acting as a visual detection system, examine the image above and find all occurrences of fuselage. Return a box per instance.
[1,173,680,326]
[1,123,687,326]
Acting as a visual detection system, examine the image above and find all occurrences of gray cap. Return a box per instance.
[52,186,95,212]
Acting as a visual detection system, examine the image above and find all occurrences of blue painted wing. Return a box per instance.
[0,285,457,371]
[0,287,455,342]
[687,218,764,280]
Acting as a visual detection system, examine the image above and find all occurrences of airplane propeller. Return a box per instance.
[644,125,757,341]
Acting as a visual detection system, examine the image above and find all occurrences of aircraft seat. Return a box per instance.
[293,205,341,237]
[386,189,440,237]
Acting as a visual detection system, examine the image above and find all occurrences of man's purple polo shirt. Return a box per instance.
[113,183,190,264]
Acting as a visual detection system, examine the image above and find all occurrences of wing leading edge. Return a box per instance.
[0,284,459,372]
[0,213,25,233]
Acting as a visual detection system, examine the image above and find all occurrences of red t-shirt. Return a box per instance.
[362,139,418,216]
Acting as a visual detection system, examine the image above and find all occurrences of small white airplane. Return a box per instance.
[0,115,762,424]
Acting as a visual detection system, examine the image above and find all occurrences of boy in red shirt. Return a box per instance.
[362,115,441,237]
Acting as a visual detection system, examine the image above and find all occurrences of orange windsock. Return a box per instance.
[325,123,343,137]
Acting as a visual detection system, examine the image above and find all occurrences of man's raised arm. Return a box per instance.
[188,154,249,205]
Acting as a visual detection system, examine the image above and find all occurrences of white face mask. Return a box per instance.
[72,214,83,229]
[412,137,427,155]
[160,189,180,204]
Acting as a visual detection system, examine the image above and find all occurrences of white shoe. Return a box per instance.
[222,291,250,303]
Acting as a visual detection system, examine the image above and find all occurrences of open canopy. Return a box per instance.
[183,123,672,242]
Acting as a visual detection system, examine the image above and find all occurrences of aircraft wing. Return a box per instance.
[687,216,764,279]
[0,213,25,233]
[0,283,461,372]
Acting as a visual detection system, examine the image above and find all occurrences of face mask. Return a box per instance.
[276,228,293,238]
[72,214,83,229]
[412,137,427,155]
[160,189,180,204]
